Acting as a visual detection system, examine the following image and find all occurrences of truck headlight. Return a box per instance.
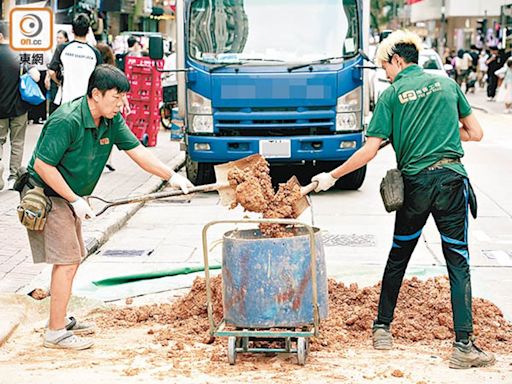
[336,86,361,113]
[187,90,212,114]
[335,87,362,131]
[336,112,358,131]
[191,115,213,133]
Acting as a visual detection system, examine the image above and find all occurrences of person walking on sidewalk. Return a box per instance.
[22,65,194,350]
[486,47,501,101]
[496,58,512,114]
[310,30,495,369]
[48,13,102,107]
[0,21,29,191]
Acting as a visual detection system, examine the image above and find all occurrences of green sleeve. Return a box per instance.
[366,88,394,140]
[112,112,141,151]
[455,83,472,118]
[35,118,74,166]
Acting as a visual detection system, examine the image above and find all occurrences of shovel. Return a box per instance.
[88,154,265,216]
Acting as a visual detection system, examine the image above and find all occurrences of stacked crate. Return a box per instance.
[124,57,164,147]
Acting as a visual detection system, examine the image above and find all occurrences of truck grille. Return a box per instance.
[214,107,336,136]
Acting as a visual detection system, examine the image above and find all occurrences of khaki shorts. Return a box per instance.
[27,195,86,265]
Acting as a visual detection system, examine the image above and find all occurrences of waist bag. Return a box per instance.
[380,168,404,212]
[17,186,52,231]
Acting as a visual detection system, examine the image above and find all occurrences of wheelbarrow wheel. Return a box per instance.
[297,337,307,365]
[227,336,237,365]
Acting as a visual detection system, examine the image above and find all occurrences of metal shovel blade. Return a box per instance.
[286,175,312,217]
[213,154,266,207]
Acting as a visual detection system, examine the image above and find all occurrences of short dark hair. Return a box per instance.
[127,36,139,48]
[87,64,130,97]
[391,43,419,64]
[0,21,9,38]
[72,13,90,37]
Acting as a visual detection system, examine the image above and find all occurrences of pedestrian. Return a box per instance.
[477,50,488,89]
[45,30,69,116]
[26,50,51,125]
[486,46,501,101]
[496,58,512,114]
[126,36,142,58]
[311,30,495,369]
[454,49,472,90]
[20,64,194,350]
[48,14,102,106]
[0,21,30,191]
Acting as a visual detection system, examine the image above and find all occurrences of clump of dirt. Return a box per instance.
[227,156,303,237]
[93,275,512,354]
[28,288,49,300]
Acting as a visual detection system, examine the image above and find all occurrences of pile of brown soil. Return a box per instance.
[93,275,512,354]
[227,157,302,237]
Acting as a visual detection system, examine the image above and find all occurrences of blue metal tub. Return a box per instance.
[222,227,328,328]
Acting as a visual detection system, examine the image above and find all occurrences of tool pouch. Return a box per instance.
[380,168,404,212]
[17,186,52,231]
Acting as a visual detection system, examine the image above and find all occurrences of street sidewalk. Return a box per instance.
[466,83,509,115]
[0,122,184,294]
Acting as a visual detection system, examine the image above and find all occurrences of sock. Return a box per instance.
[374,320,390,328]
[45,328,67,342]
[455,331,470,343]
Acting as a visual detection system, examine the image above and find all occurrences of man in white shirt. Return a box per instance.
[48,14,102,106]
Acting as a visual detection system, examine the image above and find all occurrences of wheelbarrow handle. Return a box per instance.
[88,182,229,216]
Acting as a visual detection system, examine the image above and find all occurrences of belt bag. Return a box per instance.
[17,186,52,231]
[380,169,404,212]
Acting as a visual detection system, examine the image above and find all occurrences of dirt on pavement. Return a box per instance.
[1,275,511,384]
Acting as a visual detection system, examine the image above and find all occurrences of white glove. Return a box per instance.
[70,197,96,220]
[312,172,337,192]
[169,173,194,194]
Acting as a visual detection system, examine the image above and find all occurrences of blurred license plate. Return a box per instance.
[259,139,291,158]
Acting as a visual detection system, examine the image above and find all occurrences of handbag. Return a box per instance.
[380,169,404,212]
[19,74,45,106]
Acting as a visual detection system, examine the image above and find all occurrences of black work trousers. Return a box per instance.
[376,168,473,333]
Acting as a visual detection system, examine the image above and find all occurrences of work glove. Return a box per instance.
[311,172,338,192]
[70,197,96,220]
[169,173,194,194]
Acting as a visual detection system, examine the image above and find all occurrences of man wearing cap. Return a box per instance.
[311,30,494,369]
[24,65,193,350]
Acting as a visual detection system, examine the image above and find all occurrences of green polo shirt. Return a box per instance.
[367,64,472,176]
[28,97,140,196]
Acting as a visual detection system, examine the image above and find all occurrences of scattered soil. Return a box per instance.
[227,156,302,237]
[92,275,512,355]
[28,288,50,300]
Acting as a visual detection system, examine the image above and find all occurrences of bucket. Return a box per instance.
[222,227,328,328]
[170,107,184,140]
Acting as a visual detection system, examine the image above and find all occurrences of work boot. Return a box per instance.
[449,338,496,369]
[372,323,393,350]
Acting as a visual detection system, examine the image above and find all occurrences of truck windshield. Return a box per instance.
[188,0,359,65]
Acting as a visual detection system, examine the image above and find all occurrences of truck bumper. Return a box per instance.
[187,133,364,163]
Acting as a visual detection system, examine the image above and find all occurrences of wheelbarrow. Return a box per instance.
[202,218,328,366]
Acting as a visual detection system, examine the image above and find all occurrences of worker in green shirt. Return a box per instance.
[21,65,193,350]
[311,31,494,369]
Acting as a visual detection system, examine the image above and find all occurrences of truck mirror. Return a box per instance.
[149,35,164,60]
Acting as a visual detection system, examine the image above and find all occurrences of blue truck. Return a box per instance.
[170,0,370,189]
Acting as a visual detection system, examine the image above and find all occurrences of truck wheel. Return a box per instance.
[185,154,215,185]
[335,165,366,190]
